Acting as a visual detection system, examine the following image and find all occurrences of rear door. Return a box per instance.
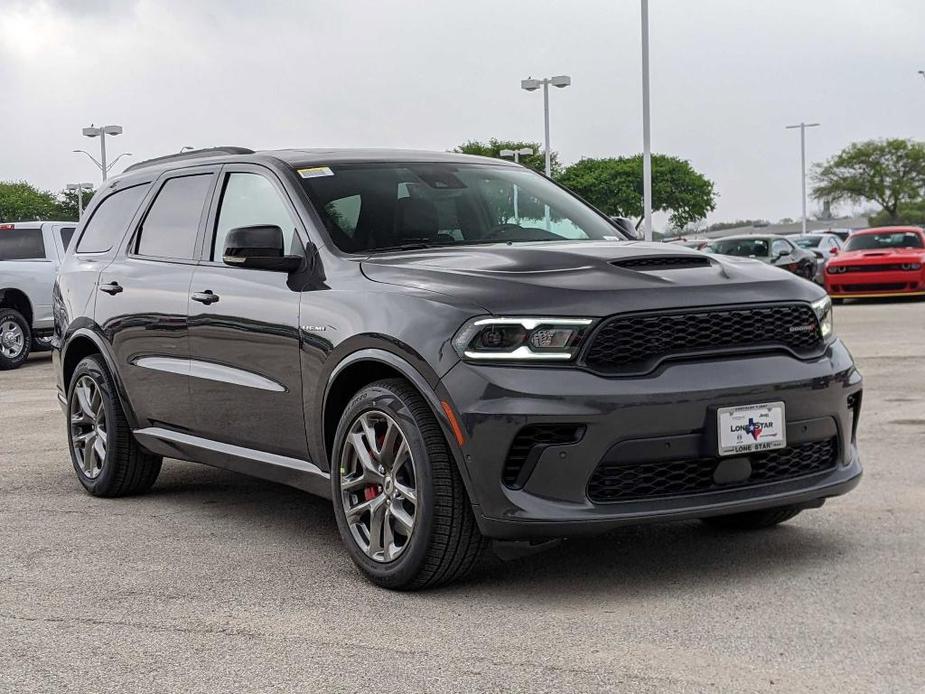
[187,164,308,460]
[96,167,217,432]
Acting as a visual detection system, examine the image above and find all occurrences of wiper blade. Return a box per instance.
[366,242,440,253]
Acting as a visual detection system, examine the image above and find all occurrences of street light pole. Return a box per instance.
[521,74,571,177]
[66,182,94,220]
[499,147,534,222]
[641,0,653,242]
[785,121,821,235]
[81,124,124,181]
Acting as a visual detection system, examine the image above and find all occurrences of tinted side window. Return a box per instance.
[76,185,148,253]
[59,227,76,250]
[212,173,301,260]
[135,175,213,260]
[0,229,45,260]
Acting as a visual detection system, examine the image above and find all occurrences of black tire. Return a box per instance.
[66,354,162,497]
[701,504,803,530]
[0,308,31,370]
[331,378,485,590]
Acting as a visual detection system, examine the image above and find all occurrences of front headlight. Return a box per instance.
[812,296,834,341]
[452,317,593,361]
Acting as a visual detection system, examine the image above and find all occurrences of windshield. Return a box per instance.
[844,231,924,252]
[791,236,821,248]
[297,162,626,253]
[707,238,770,257]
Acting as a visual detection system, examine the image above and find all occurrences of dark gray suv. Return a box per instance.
[53,147,862,589]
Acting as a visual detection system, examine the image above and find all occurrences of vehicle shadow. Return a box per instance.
[19,352,54,368]
[139,460,849,601]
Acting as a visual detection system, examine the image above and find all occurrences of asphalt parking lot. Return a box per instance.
[1,301,923,693]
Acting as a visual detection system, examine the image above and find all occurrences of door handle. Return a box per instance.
[191,290,220,305]
[99,281,123,295]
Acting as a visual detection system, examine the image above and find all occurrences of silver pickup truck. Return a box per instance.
[0,221,77,369]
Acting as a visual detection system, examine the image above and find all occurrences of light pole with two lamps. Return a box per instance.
[520,75,571,177]
[75,124,130,181]
[499,147,534,222]
[65,182,94,220]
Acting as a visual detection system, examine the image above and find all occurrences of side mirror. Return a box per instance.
[223,225,302,272]
[610,216,641,240]
[776,246,792,258]
[830,247,839,255]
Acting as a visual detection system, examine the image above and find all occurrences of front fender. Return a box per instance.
[316,346,478,509]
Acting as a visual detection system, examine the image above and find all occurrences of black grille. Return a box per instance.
[584,303,823,375]
[503,424,585,488]
[612,256,711,271]
[587,438,837,503]
[842,264,908,273]
[841,283,907,292]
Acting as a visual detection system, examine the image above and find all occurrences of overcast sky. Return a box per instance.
[1,0,923,226]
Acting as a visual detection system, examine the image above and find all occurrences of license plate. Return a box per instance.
[717,402,787,456]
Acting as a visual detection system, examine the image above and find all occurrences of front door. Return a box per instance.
[187,166,309,460]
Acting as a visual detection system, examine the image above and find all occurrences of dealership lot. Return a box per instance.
[1,301,923,693]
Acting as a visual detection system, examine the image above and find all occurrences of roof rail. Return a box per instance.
[122,146,255,173]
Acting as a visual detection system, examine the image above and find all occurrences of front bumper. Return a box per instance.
[825,270,925,298]
[441,339,862,539]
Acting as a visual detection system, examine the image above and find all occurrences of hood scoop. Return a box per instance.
[611,255,712,271]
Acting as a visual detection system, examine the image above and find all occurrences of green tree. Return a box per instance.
[811,138,925,221]
[56,187,97,222]
[868,199,925,226]
[453,138,561,176]
[557,154,716,228]
[0,181,60,223]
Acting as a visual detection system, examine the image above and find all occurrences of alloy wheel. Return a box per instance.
[70,375,108,479]
[339,410,418,563]
[0,320,25,359]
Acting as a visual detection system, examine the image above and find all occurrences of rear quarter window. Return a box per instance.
[0,228,46,260]
[59,227,76,251]
[76,184,149,254]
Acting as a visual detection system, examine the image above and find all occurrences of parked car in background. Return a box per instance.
[811,228,854,243]
[787,232,843,283]
[53,147,860,589]
[705,234,816,279]
[824,226,925,300]
[676,238,710,250]
[0,221,77,369]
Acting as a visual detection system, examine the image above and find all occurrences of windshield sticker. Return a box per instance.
[298,166,334,178]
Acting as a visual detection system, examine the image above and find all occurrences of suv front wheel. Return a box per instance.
[67,354,163,497]
[331,378,485,589]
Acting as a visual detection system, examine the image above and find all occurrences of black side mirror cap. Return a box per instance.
[223,225,302,272]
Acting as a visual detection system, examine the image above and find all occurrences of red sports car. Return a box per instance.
[824,226,925,299]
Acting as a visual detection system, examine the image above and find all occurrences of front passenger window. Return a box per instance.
[213,173,302,260]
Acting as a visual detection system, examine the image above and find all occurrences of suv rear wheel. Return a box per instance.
[67,355,163,497]
[331,378,485,589]
[0,308,31,370]
[701,504,803,530]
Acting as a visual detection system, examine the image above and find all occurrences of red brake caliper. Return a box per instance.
[364,432,386,501]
